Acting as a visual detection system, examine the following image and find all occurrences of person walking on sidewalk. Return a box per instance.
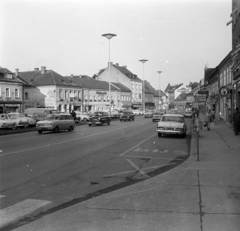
[233,107,240,136]
[204,109,211,131]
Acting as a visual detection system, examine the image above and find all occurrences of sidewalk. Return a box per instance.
[11,121,240,231]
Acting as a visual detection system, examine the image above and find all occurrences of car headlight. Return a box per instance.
[157,127,165,130]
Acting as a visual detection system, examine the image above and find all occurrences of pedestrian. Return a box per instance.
[70,110,76,119]
[204,109,211,131]
[233,107,240,136]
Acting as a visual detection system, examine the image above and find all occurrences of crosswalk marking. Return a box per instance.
[0,199,51,228]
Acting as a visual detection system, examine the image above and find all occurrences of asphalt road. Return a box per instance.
[0,116,192,230]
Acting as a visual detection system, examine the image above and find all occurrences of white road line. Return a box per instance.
[126,159,149,177]
[103,163,176,178]
[119,133,156,156]
[0,125,137,157]
[0,199,51,228]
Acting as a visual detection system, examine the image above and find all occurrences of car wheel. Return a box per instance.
[68,126,73,131]
[12,123,17,129]
[120,120,122,122]
[182,132,186,138]
[158,133,162,137]
[89,124,92,126]
[54,126,59,133]
[107,122,110,125]
[38,130,43,134]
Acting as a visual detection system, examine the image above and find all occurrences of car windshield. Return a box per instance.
[8,114,18,119]
[45,115,59,120]
[162,116,184,123]
[0,115,8,120]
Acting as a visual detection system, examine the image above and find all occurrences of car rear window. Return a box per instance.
[162,116,184,123]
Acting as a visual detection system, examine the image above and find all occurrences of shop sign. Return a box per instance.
[96,91,107,95]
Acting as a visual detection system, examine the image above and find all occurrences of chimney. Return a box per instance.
[115,63,119,66]
[71,74,74,77]
[15,68,19,76]
[108,62,113,67]
[41,66,46,74]
[34,68,39,71]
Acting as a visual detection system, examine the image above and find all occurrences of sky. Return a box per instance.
[0,0,232,91]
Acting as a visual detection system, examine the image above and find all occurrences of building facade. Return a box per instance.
[0,67,25,113]
[97,63,143,109]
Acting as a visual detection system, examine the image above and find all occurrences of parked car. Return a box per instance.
[87,111,111,126]
[156,114,187,138]
[120,111,135,121]
[152,111,164,122]
[36,113,75,134]
[24,108,57,122]
[144,110,153,118]
[132,110,141,116]
[8,112,36,127]
[0,114,17,129]
[74,111,90,121]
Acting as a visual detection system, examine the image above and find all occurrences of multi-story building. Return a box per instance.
[69,75,131,111]
[96,63,143,109]
[0,67,25,113]
[231,0,240,108]
[18,66,83,112]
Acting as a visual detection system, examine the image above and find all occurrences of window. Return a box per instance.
[135,84,137,89]
[15,89,19,98]
[132,93,134,99]
[25,92,28,99]
[131,83,134,89]
[139,94,141,99]
[6,88,10,97]
[135,93,138,99]
[65,91,68,99]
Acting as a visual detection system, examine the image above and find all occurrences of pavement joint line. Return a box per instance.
[126,159,149,177]
[0,126,135,157]
[0,199,51,228]
[119,134,156,156]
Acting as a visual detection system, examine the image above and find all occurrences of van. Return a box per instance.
[24,108,57,122]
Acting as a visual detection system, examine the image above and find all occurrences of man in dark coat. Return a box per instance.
[233,107,240,136]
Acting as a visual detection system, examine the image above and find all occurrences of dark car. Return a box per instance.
[87,111,111,126]
[120,111,135,121]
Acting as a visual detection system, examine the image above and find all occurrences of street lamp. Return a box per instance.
[157,71,162,110]
[102,33,117,116]
[139,59,148,112]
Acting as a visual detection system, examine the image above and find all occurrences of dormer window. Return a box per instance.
[6,74,13,79]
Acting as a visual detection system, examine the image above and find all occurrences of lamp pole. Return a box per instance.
[157,71,162,110]
[102,33,117,117]
[139,59,148,112]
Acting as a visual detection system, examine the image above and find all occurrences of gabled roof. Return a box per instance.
[164,83,172,92]
[186,87,200,96]
[0,67,25,84]
[144,80,155,94]
[167,83,183,93]
[18,69,78,87]
[70,75,119,91]
[175,92,186,101]
[112,64,142,82]
[111,82,131,92]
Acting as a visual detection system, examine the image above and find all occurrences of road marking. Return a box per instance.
[174,151,188,155]
[119,133,156,156]
[123,155,184,161]
[103,163,176,178]
[0,199,51,228]
[0,125,139,157]
[0,195,6,199]
[126,159,149,177]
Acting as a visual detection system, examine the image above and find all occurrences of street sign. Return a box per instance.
[219,86,229,97]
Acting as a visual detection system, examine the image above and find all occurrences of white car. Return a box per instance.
[0,114,17,129]
[156,114,187,138]
[8,113,36,127]
[74,111,90,121]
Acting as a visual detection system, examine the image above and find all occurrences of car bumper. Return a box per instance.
[156,129,185,135]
